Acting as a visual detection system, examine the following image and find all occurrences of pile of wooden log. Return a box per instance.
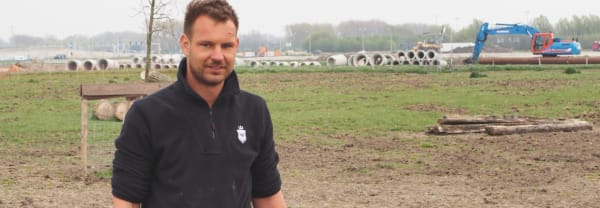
[428,115,593,135]
[93,99,133,121]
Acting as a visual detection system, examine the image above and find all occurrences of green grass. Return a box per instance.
[1,66,599,149]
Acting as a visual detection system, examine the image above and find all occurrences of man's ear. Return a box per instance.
[180,34,190,57]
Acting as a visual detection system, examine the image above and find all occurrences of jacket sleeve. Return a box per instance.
[111,103,154,203]
[250,103,282,198]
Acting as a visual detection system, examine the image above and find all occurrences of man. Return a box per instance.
[111,0,286,207]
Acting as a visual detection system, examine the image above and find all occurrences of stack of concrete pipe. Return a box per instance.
[400,49,447,66]
[132,55,181,69]
[66,55,183,71]
[320,50,448,68]
[244,60,319,68]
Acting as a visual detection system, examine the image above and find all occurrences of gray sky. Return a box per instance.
[0,0,596,41]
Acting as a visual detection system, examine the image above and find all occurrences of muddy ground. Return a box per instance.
[1,130,600,207]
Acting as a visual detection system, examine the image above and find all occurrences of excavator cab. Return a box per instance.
[531,33,554,55]
[531,32,580,57]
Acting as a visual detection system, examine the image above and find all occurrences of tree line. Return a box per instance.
[2,15,599,54]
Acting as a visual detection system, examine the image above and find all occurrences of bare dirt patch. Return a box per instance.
[279,130,600,207]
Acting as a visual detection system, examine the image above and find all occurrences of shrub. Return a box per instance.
[564,67,580,74]
[469,71,488,78]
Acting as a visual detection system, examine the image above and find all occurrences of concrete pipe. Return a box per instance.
[125,63,133,68]
[392,57,405,65]
[416,50,426,60]
[249,60,260,68]
[426,50,438,60]
[135,64,143,69]
[406,51,416,60]
[260,61,269,66]
[422,60,431,65]
[67,60,82,71]
[162,55,173,64]
[98,59,120,70]
[269,61,279,66]
[289,61,299,67]
[151,55,159,63]
[153,63,162,69]
[278,62,290,67]
[411,60,422,65]
[168,54,182,64]
[353,52,371,67]
[384,54,396,65]
[326,54,348,66]
[309,62,322,67]
[162,64,171,69]
[371,53,388,66]
[132,56,142,64]
[83,60,96,70]
[402,59,411,65]
[300,62,311,67]
[171,64,178,68]
[396,50,407,59]
[432,59,448,66]
[347,54,356,66]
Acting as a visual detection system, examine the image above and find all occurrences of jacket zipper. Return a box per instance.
[209,108,216,139]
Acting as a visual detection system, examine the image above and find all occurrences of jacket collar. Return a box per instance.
[176,57,240,104]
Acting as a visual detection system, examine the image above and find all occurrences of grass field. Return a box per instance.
[1,65,599,207]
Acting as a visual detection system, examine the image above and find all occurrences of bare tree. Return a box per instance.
[140,0,174,81]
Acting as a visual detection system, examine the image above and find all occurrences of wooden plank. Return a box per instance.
[80,82,173,100]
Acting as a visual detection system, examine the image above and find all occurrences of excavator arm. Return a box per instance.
[471,23,540,63]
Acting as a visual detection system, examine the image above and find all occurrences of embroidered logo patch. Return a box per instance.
[236,125,247,144]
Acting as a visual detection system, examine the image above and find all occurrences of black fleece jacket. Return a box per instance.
[112,58,282,207]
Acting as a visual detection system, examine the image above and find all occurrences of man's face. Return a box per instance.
[180,15,239,87]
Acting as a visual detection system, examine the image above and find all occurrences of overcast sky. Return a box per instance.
[0,0,596,41]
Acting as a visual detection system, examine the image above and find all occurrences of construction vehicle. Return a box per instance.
[412,26,446,52]
[468,22,581,63]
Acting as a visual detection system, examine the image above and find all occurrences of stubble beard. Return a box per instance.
[188,61,229,87]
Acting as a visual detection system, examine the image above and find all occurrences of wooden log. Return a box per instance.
[439,115,531,125]
[486,119,593,135]
[113,101,129,121]
[429,124,488,134]
[94,99,114,121]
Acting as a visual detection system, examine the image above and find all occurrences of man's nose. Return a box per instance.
[210,46,224,61]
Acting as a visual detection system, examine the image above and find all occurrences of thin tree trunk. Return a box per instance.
[144,0,156,82]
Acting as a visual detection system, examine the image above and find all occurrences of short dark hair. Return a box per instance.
[184,0,239,37]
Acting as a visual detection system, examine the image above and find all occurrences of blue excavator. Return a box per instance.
[467,22,581,64]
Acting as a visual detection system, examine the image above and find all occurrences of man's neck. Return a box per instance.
[186,75,224,108]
